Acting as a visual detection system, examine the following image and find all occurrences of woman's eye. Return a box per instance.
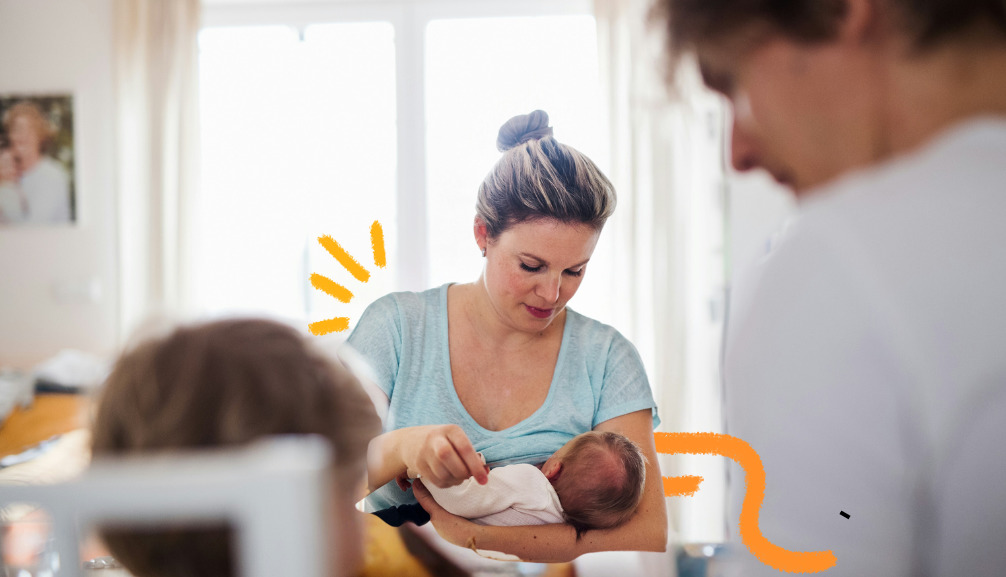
[564,269,584,277]
[520,263,542,273]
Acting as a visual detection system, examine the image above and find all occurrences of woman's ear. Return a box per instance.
[474,216,489,254]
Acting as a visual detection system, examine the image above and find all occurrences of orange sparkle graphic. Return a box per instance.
[309,221,385,336]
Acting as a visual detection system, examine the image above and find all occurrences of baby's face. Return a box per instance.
[0,150,16,181]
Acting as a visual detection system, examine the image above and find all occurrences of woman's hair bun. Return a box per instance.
[496,110,554,152]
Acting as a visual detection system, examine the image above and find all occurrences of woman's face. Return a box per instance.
[9,115,42,165]
[479,218,600,333]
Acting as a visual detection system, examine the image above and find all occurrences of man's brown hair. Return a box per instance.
[652,0,1006,80]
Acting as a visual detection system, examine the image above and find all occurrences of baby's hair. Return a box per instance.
[553,431,646,538]
[91,318,381,577]
[476,109,616,239]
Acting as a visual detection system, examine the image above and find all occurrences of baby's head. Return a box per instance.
[541,431,646,537]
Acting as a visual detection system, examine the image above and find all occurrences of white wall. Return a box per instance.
[0,0,118,368]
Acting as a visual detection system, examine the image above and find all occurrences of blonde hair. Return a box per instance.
[476,110,616,238]
[2,101,53,153]
[553,431,646,538]
[91,318,382,577]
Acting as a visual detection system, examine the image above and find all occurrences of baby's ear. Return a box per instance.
[542,460,563,481]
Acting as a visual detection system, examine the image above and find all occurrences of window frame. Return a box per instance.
[201,0,593,292]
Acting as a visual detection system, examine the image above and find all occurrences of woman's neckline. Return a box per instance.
[438,282,571,435]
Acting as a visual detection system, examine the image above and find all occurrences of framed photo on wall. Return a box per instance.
[0,94,75,225]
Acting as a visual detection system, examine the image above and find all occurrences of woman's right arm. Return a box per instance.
[367,424,489,493]
[349,295,487,494]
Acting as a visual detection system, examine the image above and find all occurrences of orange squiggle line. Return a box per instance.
[318,235,370,282]
[654,432,836,573]
[663,474,703,497]
[310,273,354,303]
[371,221,386,268]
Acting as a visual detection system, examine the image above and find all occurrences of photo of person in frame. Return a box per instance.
[0,95,75,224]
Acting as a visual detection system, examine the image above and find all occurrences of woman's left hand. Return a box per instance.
[412,479,479,549]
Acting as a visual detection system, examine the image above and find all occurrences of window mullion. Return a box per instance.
[393,5,429,292]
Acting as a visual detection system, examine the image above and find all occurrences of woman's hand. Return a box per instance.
[367,424,488,492]
[401,424,489,488]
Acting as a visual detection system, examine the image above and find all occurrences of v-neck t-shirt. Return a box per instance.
[347,283,659,511]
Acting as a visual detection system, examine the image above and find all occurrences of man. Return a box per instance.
[653,1,1006,575]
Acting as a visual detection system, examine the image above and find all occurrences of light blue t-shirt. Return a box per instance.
[347,284,660,511]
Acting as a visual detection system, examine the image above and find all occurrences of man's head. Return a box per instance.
[651,0,1006,195]
[541,431,646,537]
[91,318,382,577]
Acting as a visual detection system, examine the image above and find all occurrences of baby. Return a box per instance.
[426,431,646,536]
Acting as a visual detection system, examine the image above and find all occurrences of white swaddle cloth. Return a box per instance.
[424,455,564,526]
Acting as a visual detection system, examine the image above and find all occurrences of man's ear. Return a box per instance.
[542,460,563,482]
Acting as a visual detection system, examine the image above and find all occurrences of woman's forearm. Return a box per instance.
[464,496,667,562]
[366,429,406,493]
[473,410,670,561]
[454,508,666,563]
[466,522,581,563]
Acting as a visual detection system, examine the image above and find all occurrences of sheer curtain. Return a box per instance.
[114,0,201,340]
[595,0,730,545]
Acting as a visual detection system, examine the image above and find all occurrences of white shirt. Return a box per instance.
[723,118,1006,576]
[425,463,565,526]
[0,183,25,222]
[21,157,71,223]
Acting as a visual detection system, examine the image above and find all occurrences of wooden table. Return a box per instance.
[0,395,577,577]
[0,393,88,461]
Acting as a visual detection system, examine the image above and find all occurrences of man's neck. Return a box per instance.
[884,33,1006,156]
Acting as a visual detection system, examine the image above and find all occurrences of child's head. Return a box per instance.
[0,147,17,182]
[541,431,646,536]
[91,318,382,577]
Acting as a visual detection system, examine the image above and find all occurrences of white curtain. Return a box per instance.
[595,0,730,545]
[114,0,201,340]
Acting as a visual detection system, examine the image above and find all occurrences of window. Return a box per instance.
[196,1,607,331]
[424,15,605,287]
[197,21,397,326]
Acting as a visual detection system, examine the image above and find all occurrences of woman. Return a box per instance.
[3,100,71,223]
[349,110,667,562]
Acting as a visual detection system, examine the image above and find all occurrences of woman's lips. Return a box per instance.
[525,305,553,319]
